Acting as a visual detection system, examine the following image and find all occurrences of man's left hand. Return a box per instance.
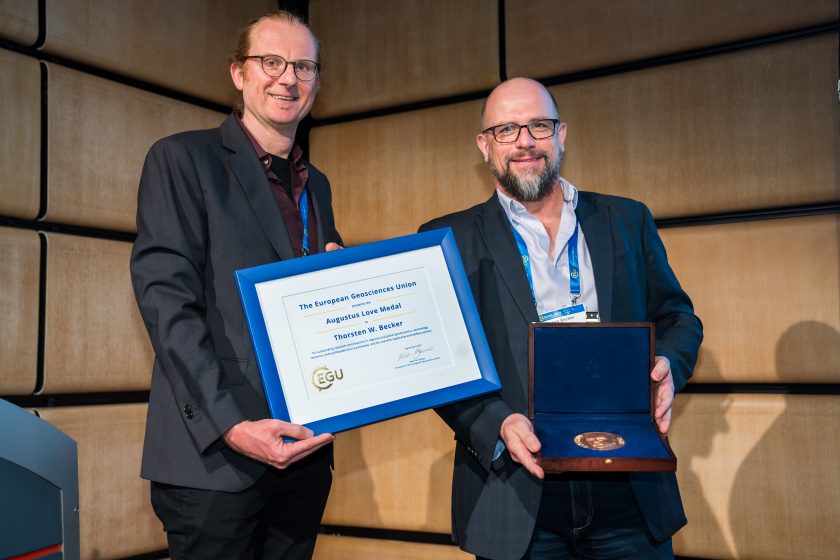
[651,355,674,433]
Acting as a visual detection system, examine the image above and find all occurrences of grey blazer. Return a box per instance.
[420,191,702,559]
[130,114,342,491]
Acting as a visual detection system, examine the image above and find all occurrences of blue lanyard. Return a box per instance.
[509,219,581,305]
[299,187,310,256]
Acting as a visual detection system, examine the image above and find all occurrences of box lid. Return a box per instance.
[529,323,653,416]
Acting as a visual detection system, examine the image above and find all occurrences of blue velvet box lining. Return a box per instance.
[533,325,651,414]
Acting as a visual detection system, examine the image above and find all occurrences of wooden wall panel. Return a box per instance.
[324,410,454,533]
[0,49,40,219]
[315,534,470,559]
[44,64,224,232]
[662,214,840,384]
[35,404,167,559]
[310,100,494,245]
[671,393,840,559]
[42,233,153,393]
[310,0,498,119]
[0,228,39,395]
[41,0,275,106]
[551,34,840,219]
[506,0,838,79]
[0,0,38,44]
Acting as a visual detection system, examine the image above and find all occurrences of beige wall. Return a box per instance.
[1,1,838,559]
[0,2,273,558]
[0,49,40,219]
[670,393,840,559]
[41,0,277,105]
[309,1,840,558]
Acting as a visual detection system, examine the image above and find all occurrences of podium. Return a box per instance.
[0,399,80,560]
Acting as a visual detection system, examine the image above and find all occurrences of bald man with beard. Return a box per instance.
[420,78,702,560]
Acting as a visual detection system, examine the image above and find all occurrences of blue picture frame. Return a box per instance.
[235,227,501,435]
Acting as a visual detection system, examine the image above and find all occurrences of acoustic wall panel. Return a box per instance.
[0,49,40,219]
[0,0,38,45]
[506,0,838,79]
[44,64,224,232]
[661,214,840,384]
[551,34,840,219]
[42,233,153,393]
[35,404,167,559]
[310,0,499,118]
[309,100,494,245]
[314,534,471,559]
[0,228,39,395]
[671,393,840,560]
[323,411,454,533]
[41,0,276,106]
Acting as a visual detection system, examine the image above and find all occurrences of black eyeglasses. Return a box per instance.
[244,54,321,81]
[482,119,560,143]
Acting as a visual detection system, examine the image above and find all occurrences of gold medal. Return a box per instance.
[573,431,626,451]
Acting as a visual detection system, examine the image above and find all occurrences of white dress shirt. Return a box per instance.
[496,178,599,317]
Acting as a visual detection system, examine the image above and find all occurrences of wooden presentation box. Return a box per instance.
[528,322,676,472]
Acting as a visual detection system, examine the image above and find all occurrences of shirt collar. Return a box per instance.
[235,112,305,172]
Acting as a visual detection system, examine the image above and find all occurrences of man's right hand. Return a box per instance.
[500,413,544,479]
[222,419,334,470]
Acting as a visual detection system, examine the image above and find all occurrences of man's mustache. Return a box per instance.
[505,150,548,164]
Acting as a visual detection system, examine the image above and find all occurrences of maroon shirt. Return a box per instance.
[236,115,319,257]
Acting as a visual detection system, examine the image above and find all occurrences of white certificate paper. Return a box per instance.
[256,246,478,424]
[238,230,499,432]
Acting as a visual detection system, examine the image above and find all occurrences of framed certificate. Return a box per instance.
[235,227,501,435]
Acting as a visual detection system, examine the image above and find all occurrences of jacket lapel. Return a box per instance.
[477,195,539,323]
[576,193,614,321]
[221,115,295,261]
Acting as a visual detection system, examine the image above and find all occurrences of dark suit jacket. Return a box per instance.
[130,114,342,491]
[419,190,702,560]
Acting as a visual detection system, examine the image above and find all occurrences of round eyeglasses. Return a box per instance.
[482,119,560,143]
[244,54,321,82]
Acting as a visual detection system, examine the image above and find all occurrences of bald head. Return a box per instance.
[481,78,559,129]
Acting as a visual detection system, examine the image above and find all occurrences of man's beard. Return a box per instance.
[490,148,563,202]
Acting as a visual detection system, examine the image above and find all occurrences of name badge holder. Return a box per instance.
[510,220,595,323]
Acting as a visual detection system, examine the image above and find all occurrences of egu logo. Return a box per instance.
[312,366,344,391]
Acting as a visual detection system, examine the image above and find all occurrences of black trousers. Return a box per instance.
[151,448,332,560]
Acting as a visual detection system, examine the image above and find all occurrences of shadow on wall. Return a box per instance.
[773,319,840,380]
[672,350,732,557]
[729,321,840,560]
[692,346,726,382]
[327,428,382,527]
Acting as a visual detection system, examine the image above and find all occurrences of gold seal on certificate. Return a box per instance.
[573,431,626,451]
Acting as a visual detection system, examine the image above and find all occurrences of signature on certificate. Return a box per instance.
[396,344,435,364]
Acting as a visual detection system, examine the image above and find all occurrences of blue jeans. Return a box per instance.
[522,474,673,560]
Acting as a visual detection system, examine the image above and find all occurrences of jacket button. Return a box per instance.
[183,404,194,419]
